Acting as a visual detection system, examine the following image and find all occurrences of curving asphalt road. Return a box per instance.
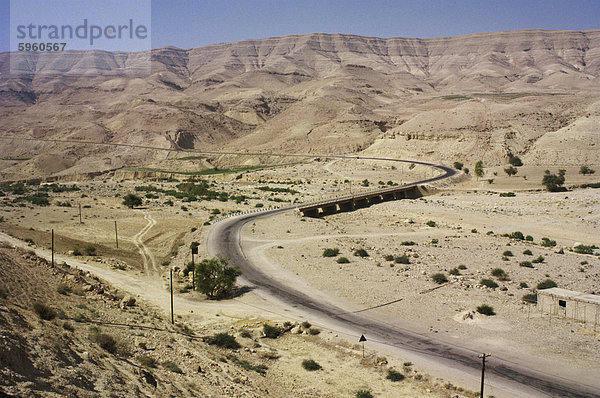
[207,156,600,398]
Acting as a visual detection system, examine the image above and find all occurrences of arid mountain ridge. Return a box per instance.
[0,29,599,180]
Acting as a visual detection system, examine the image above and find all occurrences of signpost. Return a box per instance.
[479,353,490,397]
[359,334,367,358]
[191,246,198,290]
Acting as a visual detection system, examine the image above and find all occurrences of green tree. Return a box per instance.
[542,169,566,192]
[579,165,595,175]
[508,155,523,167]
[122,193,142,208]
[474,160,484,180]
[453,161,463,170]
[194,256,241,299]
[504,166,518,177]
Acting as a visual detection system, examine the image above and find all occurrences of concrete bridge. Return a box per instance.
[297,184,434,217]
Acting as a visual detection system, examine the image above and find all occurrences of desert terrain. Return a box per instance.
[1,29,600,397]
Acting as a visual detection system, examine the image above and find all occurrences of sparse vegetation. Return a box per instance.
[504,166,518,177]
[163,361,183,374]
[205,332,241,349]
[302,359,322,371]
[90,329,118,354]
[33,302,56,320]
[573,244,597,254]
[336,257,350,264]
[449,268,460,276]
[322,248,340,257]
[532,255,545,264]
[491,268,509,280]
[432,273,448,284]
[137,355,158,368]
[541,237,556,247]
[426,220,436,227]
[386,368,405,382]
[355,390,374,398]
[480,279,499,288]
[394,255,410,264]
[502,250,513,257]
[453,161,464,170]
[353,249,369,257]
[523,249,533,255]
[520,261,534,268]
[509,231,525,240]
[499,192,516,197]
[476,304,495,316]
[263,323,281,339]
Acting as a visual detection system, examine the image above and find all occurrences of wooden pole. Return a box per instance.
[191,250,195,291]
[114,221,118,248]
[479,353,489,398]
[170,268,174,324]
[51,229,54,266]
[79,203,82,224]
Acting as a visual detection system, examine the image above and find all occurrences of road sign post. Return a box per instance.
[359,334,367,358]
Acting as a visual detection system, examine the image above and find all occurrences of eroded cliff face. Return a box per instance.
[1,30,599,179]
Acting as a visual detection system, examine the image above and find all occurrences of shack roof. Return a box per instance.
[538,288,600,305]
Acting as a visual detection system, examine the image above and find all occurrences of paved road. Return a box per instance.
[207,157,600,398]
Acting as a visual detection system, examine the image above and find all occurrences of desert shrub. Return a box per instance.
[502,250,513,257]
[541,237,557,247]
[72,248,82,256]
[62,322,74,331]
[386,368,405,382]
[353,249,369,257]
[383,254,394,261]
[432,273,448,284]
[532,255,545,264]
[394,255,410,264]
[525,235,534,241]
[57,285,72,295]
[522,293,538,304]
[301,321,312,329]
[205,333,241,349]
[84,245,96,256]
[90,330,118,354]
[263,323,281,339]
[491,268,509,280]
[308,328,321,335]
[579,165,596,175]
[508,155,523,167]
[519,282,529,288]
[537,279,557,290]
[431,238,439,244]
[504,166,518,177]
[33,302,56,320]
[523,249,533,255]
[336,257,350,264]
[426,220,436,227]
[574,244,596,254]
[480,279,499,289]
[499,192,516,197]
[74,313,90,323]
[355,390,374,398]
[302,359,322,371]
[449,268,460,276]
[322,248,340,257]
[239,328,253,338]
[471,228,478,233]
[163,361,183,373]
[458,264,467,270]
[453,161,463,170]
[0,288,7,299]
[519,261,534,268]
[401,241,416,246]
[509,231,525,240]
[137,355,157,368]
[476,304,495,316]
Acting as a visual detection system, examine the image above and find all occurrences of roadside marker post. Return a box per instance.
[191,246,198,290]
[359,334,367,358]
[170,268,174,324]
[51,229,54,266]
[114,221,119,248]
[479,353,490,398]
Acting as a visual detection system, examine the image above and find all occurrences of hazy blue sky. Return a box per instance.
[1,0,599,52]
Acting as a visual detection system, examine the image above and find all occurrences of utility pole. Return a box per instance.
[79,203,82,224]
[479,353,490,398]
[170,268,174,324]
[191,246,197,291]
[114,221,118,248]
[51,229,54,266]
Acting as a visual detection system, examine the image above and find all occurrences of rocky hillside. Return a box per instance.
[1,30,599,179]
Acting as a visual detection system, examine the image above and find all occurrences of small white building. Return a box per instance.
[537,288,600,329]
